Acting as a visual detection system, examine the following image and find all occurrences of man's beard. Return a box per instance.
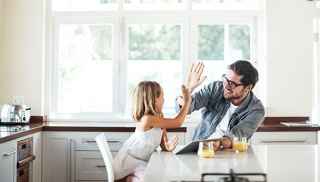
[223,89,243,100]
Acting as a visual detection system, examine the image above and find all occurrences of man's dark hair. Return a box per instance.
[228,60,259,88]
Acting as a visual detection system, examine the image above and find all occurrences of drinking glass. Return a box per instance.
[197,141,215,158]
[233,137,248,152]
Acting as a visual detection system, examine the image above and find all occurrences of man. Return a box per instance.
[176,60,265,149]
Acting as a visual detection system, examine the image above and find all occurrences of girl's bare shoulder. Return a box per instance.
[140,115,160,125]
[137,115,159,130]
[140,115,158,122]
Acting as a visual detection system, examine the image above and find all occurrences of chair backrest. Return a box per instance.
[95,133,114,182]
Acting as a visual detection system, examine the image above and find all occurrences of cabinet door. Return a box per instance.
[251,132,317,145]
[0,142,17,182]
[32,132,42,182]
[73,132,130,151]
[75,151,116,181]
[42,133,71,182]
[266,146,317,182]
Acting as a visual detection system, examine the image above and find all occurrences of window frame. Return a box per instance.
[46,0,262,121]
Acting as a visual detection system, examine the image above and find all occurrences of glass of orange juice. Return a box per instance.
[233,137,248,152]
[198,141,215,158]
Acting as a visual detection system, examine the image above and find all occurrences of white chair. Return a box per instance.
[95,133,115,182]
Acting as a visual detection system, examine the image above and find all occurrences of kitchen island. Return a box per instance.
[144,145,320,182]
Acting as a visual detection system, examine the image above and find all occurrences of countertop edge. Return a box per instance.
[0,124,187,144]
[1,122,319,144]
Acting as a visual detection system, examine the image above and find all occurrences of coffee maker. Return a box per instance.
[0,104,31,124]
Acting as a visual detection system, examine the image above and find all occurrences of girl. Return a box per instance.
[113,81,191,182]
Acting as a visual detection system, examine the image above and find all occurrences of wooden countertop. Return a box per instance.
[1,116,319,144]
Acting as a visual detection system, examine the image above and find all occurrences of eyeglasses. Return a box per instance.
[222,74,243,89]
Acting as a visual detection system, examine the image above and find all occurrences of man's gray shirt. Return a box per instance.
[176,81,265,141]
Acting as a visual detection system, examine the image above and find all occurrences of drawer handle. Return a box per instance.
[108,140,121,143]
[260,140,307,143]
[85,140,96,143]
[85,140,121,143]
[2,151,16,157]
[96,165,106,168]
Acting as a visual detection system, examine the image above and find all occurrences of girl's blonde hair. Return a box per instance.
[132,81,163,121]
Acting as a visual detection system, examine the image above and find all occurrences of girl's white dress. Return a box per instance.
[113,127,162,180]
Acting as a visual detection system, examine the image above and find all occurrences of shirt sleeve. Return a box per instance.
[226,107,265,140]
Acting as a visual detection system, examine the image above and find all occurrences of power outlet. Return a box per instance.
[12,96,25,105]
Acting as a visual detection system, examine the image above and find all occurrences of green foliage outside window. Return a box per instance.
[128,24,181,60]
[198,25,224,60]
[229,25,250,60]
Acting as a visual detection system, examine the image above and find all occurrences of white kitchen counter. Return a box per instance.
[144,145,320,182]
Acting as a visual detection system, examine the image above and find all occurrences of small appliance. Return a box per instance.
[0,104,31,124]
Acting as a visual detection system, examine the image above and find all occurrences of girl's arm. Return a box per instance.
[144,85,191,129]
[160,129,178,152]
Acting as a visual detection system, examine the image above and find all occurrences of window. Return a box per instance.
[56,23,113,113]
[48,0,261,120]
[192,16,255,85]
[125,18,184,113]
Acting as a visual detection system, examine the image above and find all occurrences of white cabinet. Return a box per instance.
[0,132,42,182]
[253,145,317,182]
[42,131,186,182]
[32,132,42,182]
[72,132,130,182]
[75,151,109,181]
[0,141,17,182]
[251,131,318,145]
[42,132,71,182]
[73,132,130,152]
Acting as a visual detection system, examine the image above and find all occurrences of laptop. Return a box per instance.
[173,138,222,155]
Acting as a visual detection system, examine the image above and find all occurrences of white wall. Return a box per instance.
[0,0,3,78]
[265,0,317,116]
[0,0,318,117]
[0,0,45,115]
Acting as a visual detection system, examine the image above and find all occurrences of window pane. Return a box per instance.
[127,61,182,113]
[124,0,186,10]
[198,25,224,60]
[128,24,181,60]
[229,25,250,60]
[201,61,228,86]
[192,0,262,10]
[57,24,113,113]
[52,0,118,11]
[127,24,182,112]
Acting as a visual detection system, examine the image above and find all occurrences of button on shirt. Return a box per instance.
[209,103,238,139]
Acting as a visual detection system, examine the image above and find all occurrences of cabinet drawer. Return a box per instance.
[251,132,317,145]
[75,151,116,181]
[73,132,130,151]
